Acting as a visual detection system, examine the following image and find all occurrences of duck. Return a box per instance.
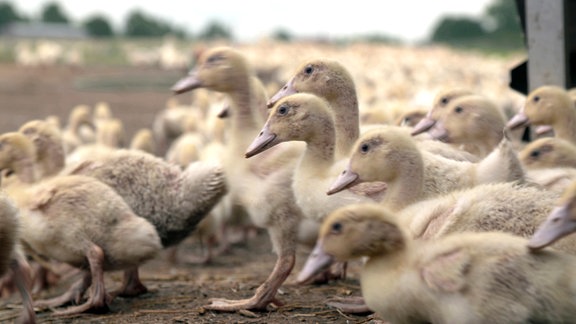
[172,46,305,311]
[507,85,576,143]
[18,119,65,179]
[529,179,576,250]
[129,128,156,155]
[0,132,162,315]
[152,97,205,156]
[65,148,227,296]
[299,203,576,323]
[165,114,205,169]
[519,137,576,170]
[18,122,228,297]
[410,87,475,136]
[0,193,35,324]
[246,93,377,221]
[424,94,509,158]
[61,105,96,154]
[328,125,524,212]
[267,58,360,160]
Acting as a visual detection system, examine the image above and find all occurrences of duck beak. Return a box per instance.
[245,124,278,158]
[534,125,554,136]
[528,205,576,250]
[171,71,202,94]
[327,166,360,195]
[506,111,530,130]
[267,78,297,108]
[296,240,334,284]
[411,117,436,136]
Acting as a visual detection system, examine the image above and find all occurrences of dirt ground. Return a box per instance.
[0,63,372,323]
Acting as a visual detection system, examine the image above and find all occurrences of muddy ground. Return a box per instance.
[0,63,372,323]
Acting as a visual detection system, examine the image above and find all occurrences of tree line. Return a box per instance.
[0,0,524,48]
[0,1,232,40]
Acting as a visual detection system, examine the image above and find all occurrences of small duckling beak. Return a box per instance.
[411,117,436,136]
[267,78,297,108]
[171,72,202,94]
[506,111,530,130]
[296,240,334,284]
[528,205,576,250]
[534,125,554,136]
[245,124,278,158]
[327,166,360,195]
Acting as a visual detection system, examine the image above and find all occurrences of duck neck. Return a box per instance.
[227,80,261,151]
[13,157,39,184]
[383,151,425,212]
[299,125,337,173]
[554,112,576,143]
[331,90,360,159]
[38,147,65,177]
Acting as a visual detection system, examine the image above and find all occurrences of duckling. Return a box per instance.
[519,137,576,170]
[18,119,65,179]
[0,194,35,324]
[95,118,126,149]
[61,105,96,154]
[246,93,377,236]
[328,125,524,212]
[426,94,509,158]
[66,149,227,297]
[165,114,205,169]
[529,180,576,249]
[507,85,576,143]
[267,58,359,160]
[172,46,305,311]
[299,203,576,323]
[15,175,162,315]
[129,128,156,155]
[152,97,202,156]
[0,132,162,315]
[411,87,475,136]
[17,121,228,297]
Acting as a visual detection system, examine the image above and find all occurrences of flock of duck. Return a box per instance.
[3,45,576,323]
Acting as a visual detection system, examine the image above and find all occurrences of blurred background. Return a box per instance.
[0,0,526,147]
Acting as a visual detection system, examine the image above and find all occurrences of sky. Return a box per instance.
[17,0,495,43]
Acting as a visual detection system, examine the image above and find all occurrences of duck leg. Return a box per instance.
[11,257,36,324]
[111,267,148,298]
[204,200,300,311]
[54,244,109,315]
[326,296,372,314]
[34,271,91,309]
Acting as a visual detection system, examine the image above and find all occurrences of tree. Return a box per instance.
[41,1,69,24]
[198,21,232,40]
[124,10,172,37]
[0,1,23,29]
[430,16,486,43]
[83,14,114,38]
[271,28,292,42]
[484,0,522,34]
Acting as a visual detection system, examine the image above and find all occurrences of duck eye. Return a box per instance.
[454,106,463,113]
[331,222,342,234]
[533,96,540,103]
[360,143,370,153]
[278,105,289,115]
[304,65,314,75]
[207,54,224,64]
[530,150,540,158]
